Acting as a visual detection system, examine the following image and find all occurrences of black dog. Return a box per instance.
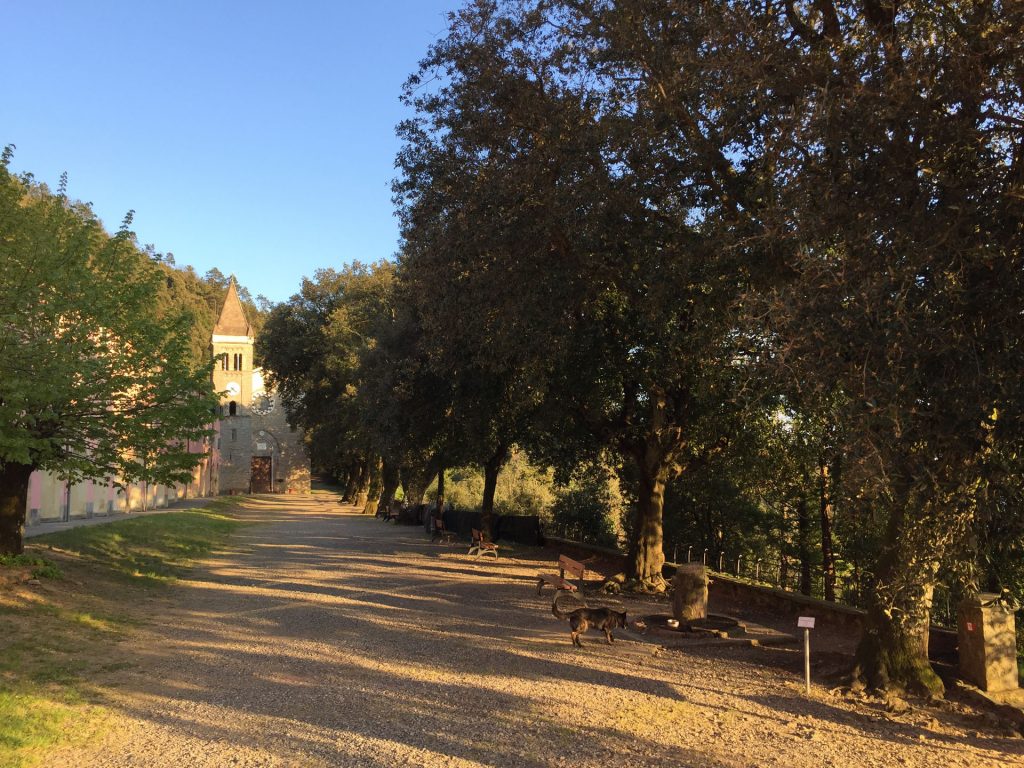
[552,592,628,647]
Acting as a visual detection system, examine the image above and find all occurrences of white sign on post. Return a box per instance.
[797,617,814,694]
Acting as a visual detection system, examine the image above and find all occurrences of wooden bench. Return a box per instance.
[383,500,402,523]
[537,554,586,595]
[468,528,498,559]
[430,516,457,544]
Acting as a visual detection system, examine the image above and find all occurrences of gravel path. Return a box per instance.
[48,493,1024,767]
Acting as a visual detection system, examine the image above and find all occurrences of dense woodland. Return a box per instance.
[259,0,1024,697]
[0,148,268,558]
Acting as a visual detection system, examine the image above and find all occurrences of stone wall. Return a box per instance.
[218,415,254,493]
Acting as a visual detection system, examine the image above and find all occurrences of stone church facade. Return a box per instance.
[212,281,310,495]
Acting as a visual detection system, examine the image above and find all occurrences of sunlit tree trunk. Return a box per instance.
[627,440,671,592]
[797,472,812,596]
[853,505,944,696]
[819,455,838,602]
[362,456,382,515]
[354,457,371,509]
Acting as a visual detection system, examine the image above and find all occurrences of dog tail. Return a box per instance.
[551,591,576,620]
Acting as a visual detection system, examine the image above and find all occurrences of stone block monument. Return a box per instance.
[958,592,1019,693]
[672,563,710,625]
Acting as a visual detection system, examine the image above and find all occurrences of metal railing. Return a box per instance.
[545,520,965,629]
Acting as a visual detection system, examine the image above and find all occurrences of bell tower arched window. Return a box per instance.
[233,353,243,371]
[229,401,237,416]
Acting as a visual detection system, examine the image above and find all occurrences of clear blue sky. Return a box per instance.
[1,1,458,303]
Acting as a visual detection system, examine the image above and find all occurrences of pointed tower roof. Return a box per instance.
[213,278,253,337]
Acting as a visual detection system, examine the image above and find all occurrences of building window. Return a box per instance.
[229,401,237,416]
[233,353,243,371]
[220,353,229,371]
[231,428,237,441]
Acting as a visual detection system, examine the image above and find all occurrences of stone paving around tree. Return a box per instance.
[45,492,1024,767]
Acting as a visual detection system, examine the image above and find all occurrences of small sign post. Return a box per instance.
[797,616,816,695]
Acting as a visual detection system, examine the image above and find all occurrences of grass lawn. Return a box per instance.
[0,498,248,768]
[32,498,246,584]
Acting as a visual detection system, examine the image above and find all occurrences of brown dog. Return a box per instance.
[552,592,628,647]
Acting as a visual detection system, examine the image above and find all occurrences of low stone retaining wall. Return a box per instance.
[541,535,957,661]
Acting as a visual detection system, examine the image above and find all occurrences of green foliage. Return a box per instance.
[427,450,555,516]
[152,262,270,369]
[0,554,62,580]
[0,152,221,553]
[549,464,622,549]
[257,262,396,482]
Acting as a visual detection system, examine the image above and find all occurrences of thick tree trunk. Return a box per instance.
[627,442,671,592]
[401,465,431,507]
[819,455,837,602]
[480,444,509,539]
[342,457,361,503]
[362,456,383,515]
[435,466,446,516]
[378,460,400,514]
[354,456,371,509]
[852,506,944,696]
[0,462,34,556]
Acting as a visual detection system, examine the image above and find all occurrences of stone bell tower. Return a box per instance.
[212,278,255,493]
[211,278,311,495]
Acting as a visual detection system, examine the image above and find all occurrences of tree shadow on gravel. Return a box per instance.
[79,496,1022,768]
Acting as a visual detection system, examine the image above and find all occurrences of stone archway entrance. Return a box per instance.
[251,456,272,493]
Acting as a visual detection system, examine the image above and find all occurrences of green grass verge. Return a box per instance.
[0,554,63,580]
[0,499,248,766]
[31,499,245,585]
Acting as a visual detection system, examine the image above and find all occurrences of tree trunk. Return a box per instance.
[0,462,34,556]
[480,444,509,539]
[401,464,431,507]
[852,506,944,696]
[342,457,361,503]
[435,466,446,517]
[797,476,812,596]
[627,441,671,592]
[819,455,837,602]
[354,456,371,509]
[362,456,383,515]
[378,460,400,514]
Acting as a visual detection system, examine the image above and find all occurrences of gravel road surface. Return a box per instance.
[46,493,1024,767]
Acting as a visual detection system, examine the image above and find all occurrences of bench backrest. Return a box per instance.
[558,554,586,579]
